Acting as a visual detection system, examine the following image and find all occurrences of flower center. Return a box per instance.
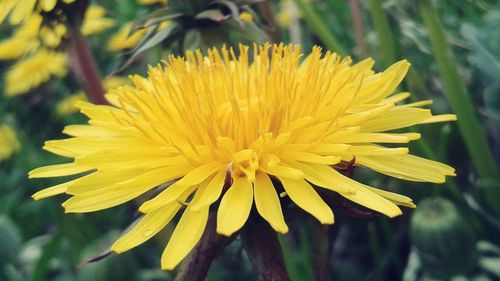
[231,149,260,181]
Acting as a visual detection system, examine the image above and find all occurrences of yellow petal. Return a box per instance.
[366,187,415,208]
[421,114,457,124]
[280,151,341,165]
[217,176,253,236]
[254,172,288,233]
[189,168,226,211]
[356,154,455,183]
[63,166,186,213]
[32,178,79,200]
[262,164,304,179]
[10,0,36,24]
[330,133,415,144]
[287,161,356,194]
[161,207,209,270]
[341,146,408,157]
[63,125,118,137]
[139,162,223,213]
[327,169,402,217]
[41,0,57,11]
[29,163,94,178]
[279,177,334,224]
[112,203,182,254]
[360,108,432,132]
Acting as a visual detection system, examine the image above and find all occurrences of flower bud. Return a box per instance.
[410,197,477,278]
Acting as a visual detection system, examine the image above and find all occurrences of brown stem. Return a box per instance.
[349,0,369,58]
[258,0,281,43]
[241,216,290,281]
[311,220,330,281]
[67,25,107,105]
[174,214,234,281]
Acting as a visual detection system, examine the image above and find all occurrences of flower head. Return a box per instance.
[5,49,67,97]
[30,44,455,270]
[80,5,115,36]
[0,0,76,24]
[0,124,20,161]
[0,15,42,60]
[107,23,149,52]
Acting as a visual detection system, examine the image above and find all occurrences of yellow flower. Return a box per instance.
[5,49,67,97]
[138,0,167,5]
[0,125,20,161]
[0,15,42,60]
[40,24,67,48]
[239,12,254,23]
[30,44,455,270]
[0,0,75,24]
[107,23,148,52]
[277,0,293,27]
[56,91,87,116]
[81,5,115,36]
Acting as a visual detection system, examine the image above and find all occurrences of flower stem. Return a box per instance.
[310,220,330,281]
[258,0,281,43]
[294,0,346,55]
[349,0,369,58]
[419,0,500,192]
[67,25,107,105]
[174,214,234,281]
[241,217,290,281]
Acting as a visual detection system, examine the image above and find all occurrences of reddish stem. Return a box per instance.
[349,0,369,58]
[241,216,290,281]
[174,214,234,281]
[68,25,107,105]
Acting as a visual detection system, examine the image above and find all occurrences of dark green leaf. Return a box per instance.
[130,7,183,34]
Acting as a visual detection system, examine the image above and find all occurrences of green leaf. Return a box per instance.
[119,23,180,72]
[211,0,243,25]
[479,257,500,278]
[183,29,202,51]
[130,7,183,33]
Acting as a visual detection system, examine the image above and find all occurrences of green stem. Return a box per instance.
[277,236,300,281]
[294,0,346,55]
[367,0,397,67]
[419,0,500,192]
[310,220,329,281]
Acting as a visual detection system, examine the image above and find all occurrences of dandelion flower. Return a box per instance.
[30,44,455,270]
[56,92,87,116]
[40,24,67,48]
[239,12,254,23]
[0,0,76,24]
[5,49,67,97]
[107,23,148,52]
[0,125,20,161]
[0,15,42,60]
[81,5,115,36]
[138,0,167,5]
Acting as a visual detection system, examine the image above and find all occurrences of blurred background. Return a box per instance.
[0,0,499,280]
